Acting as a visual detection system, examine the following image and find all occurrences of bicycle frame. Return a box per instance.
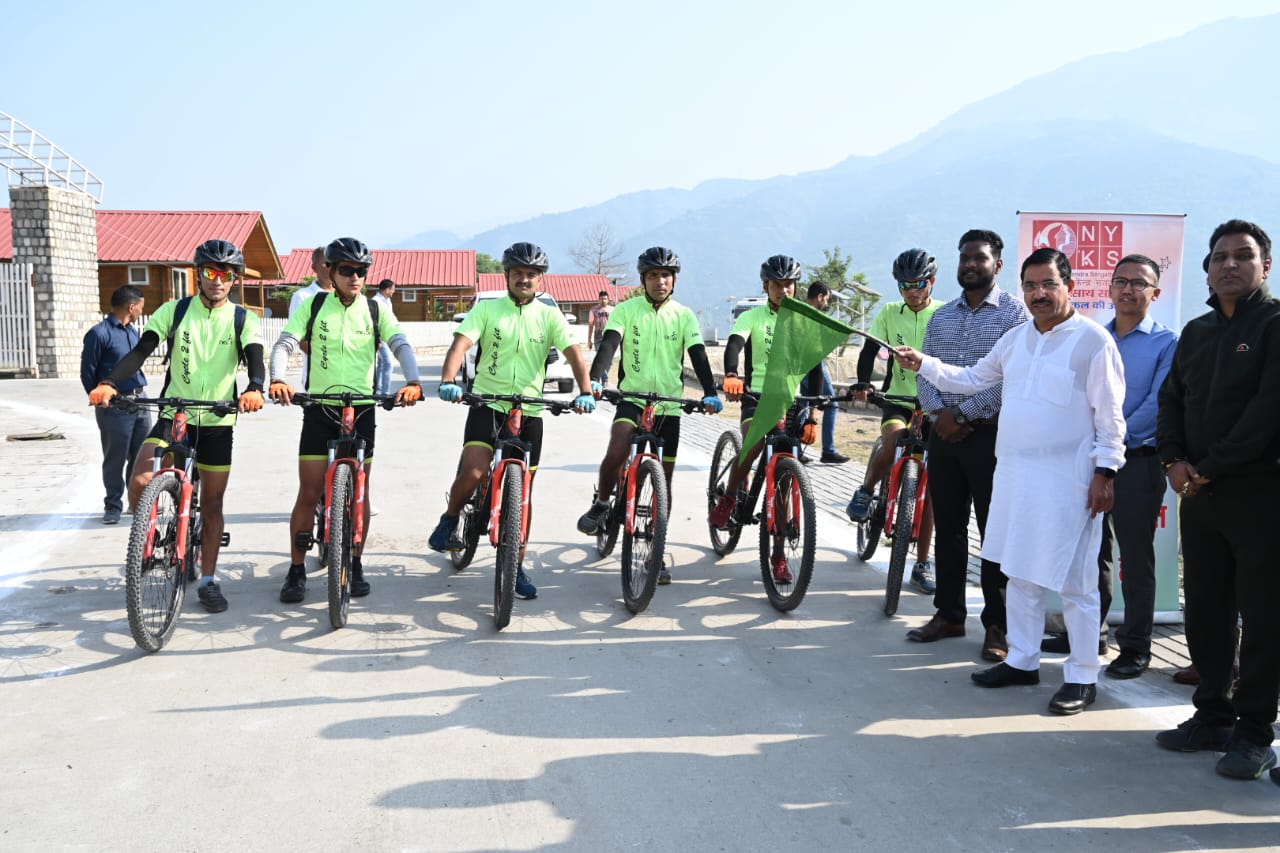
[486,406,534,548]
[620,402,665,537]
[319,403,371,552]
[142,411,198,571]
[738,398,821,532]
[880,401,930,542]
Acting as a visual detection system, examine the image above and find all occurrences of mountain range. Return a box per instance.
[394,14,1280,329]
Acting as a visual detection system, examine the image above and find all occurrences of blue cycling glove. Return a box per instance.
[590,380,603,394]
[702,395,724,413]
[439,383,463,402]
[574,393,597,413]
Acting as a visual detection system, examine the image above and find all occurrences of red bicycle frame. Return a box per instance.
[621,402,664,536]
[882,407,930,541]
[142,411,196,570]
[319,404,370,551]
[486,406,534,547]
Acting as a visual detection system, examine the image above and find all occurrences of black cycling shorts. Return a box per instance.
[614,400,681,462]
[463,405,545,469]
[880,404,914,428]
[299,404,377,461]
[739,396,759,424]
[144,419,234,472]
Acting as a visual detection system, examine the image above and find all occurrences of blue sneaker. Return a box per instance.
[428,513,458,552]
[515,567,537,600]
[910,561,937,594]
[846,486,875,522]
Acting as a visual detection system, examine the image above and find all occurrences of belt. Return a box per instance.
[1125,446,1158,458]
[970,418,997,426]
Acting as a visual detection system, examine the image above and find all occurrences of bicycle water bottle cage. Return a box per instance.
[341,407,355,435]
[641,404,656,432]
[171,412,189,443]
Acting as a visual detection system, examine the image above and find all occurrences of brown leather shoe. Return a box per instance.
[907,613,965,643]
[981,625,1008,662]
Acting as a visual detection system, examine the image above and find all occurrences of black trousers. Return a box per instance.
[926,423,1005,629]
[1180,475,1280,748]
[96,404,151,512]
[1098,453,1166,654]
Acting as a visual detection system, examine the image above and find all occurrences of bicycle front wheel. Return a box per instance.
[327,465,354,629]
[855,438,885,562]
[708,429,743,557]
[125,473,185,652]
[621,457,668,614]
[493,464,523,630]
[758,456,816,612]
[884,458,920,617]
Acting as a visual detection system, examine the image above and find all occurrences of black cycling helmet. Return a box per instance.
[892,248,938,283]
[760,254,802,282]
[193,239,244,272]
[324,237,373,266]
[637,246,681,275]
[501,242,550,273]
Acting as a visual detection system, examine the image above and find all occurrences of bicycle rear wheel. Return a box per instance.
[313,498,329,565]
[327,465,354,629]
[493,464,522,630]
[125,473,185,652]
[186,509,203,584]
[621,457,668,614]
[708,430,743,556]
[449,492,483,570]
[758,456,816,612]
[884,458,920,617]
[855,438,887,562]
[595,489,621,559]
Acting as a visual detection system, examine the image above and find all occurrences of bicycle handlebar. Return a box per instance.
[460,392,577,416]
[725,388,837,410]
[109,397,238,417]
[291,392,399,411]
[864,391,921,410]
[600,388,705,414]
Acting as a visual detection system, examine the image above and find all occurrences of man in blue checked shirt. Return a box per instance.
[80,285,152,524]
[906,230,1030,664]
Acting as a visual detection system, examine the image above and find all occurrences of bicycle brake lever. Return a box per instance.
[380,398,396,411]
[211,405,233,418]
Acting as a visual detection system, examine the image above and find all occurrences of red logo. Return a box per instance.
[1032,219,1123,270]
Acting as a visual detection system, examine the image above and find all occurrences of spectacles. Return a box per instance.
[1110,277,1155,291]
[898,280,930,291]
[201,267,237,283]
[335,264,369,278]
[1021,279,1064,292]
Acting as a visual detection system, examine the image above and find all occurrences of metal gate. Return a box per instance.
[0,263,36,376]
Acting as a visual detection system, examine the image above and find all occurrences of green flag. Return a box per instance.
[740,296,854,463]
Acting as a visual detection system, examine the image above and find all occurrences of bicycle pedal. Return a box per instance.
[220,532,231,547]
[293,531,315,552]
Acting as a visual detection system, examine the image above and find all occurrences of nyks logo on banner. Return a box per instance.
[1033,219,1124,270]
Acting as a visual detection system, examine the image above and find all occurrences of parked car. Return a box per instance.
[452,291,577,394]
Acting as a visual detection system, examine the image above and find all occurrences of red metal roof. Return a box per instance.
[95,210,263,262]
[260,248,476,287]
[477,272,629,303]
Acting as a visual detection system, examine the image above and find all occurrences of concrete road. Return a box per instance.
[1,376,1276,852]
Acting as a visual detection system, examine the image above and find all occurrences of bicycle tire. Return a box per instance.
[327,464,354,629]
[595,490,621,559]
[884,458,920,617]
[855,438,886,562]
[449,496,482,570]
[621,457,668,614]
[186,512,203,584]
[313,498,329,565]
[708,429,743,556]
[493,464,522,630]
[125,473,185,652]
[758,456,816,612]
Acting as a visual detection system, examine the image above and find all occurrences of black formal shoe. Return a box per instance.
[1105,649,1151,679]
[820,451,850,464]
[1048,682,1097,715]
[1040,632,1108,655]
[971,662,1039,688]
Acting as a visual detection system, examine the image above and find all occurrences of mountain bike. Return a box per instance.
[595,389,703,613]
[454,393,575,629]
[853,392,930,617]
[114,397,235,652]
[706,392,830,611]
[290,391,398,629]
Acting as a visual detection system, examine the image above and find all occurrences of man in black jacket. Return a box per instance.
[1156,219,1280,781]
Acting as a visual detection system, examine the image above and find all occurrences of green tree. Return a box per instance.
[804,246,880,353]
[476,253,503,274]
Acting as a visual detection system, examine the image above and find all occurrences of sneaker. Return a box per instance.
[708,494,737,530]
[820,451,850,464]
[102,508,122,525]
[1216,740,1278,780]
[350,560,371,597]
[197,581,228,613]
[910,561,936,594]
[1156,718,1233,753]
[428,513,459,552]
[577,501,610,535]
[279,564,306,603]
[846,486,874,522]
[771,553,793,584]
[515,567,537,600]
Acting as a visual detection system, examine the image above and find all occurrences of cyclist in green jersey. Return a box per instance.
[429,242,595,600]
[846,248,942,593]
[89,239,266,613]
[576,247,723,583]
[268,238,424,604]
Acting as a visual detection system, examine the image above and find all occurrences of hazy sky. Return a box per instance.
[6,0,1277,251]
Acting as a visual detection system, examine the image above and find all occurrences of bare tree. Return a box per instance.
[568,222,629,284]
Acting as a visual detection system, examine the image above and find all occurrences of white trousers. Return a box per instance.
[1005,575,1101,685]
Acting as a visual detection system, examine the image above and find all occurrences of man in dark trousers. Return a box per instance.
[1156,219,1280,781]
[80,285,151,524]
[908,230,1029,662]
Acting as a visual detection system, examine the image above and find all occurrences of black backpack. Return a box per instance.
[303,292,381,350]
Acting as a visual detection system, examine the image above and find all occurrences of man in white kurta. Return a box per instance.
[896,247,1126,715]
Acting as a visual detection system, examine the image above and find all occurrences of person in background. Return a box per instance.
[800,281,848,464]
[588,290,613,350]
[373,278,397,395]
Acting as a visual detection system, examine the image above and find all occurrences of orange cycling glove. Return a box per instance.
[723,376,745,396]
[397,383,424,406]
[239,390,264,413]
[89,383,118,407]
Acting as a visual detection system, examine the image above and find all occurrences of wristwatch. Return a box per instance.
[1094,466,1117,479]
[953,409,968,427]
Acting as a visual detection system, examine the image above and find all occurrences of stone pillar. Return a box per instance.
[9,185,99,378]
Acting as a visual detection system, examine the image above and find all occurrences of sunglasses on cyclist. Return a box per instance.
[334,264,369,279]
[201,267,238,283]
[898,280,930,291]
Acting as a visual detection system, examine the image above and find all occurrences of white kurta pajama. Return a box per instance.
[918,312,1126,684]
